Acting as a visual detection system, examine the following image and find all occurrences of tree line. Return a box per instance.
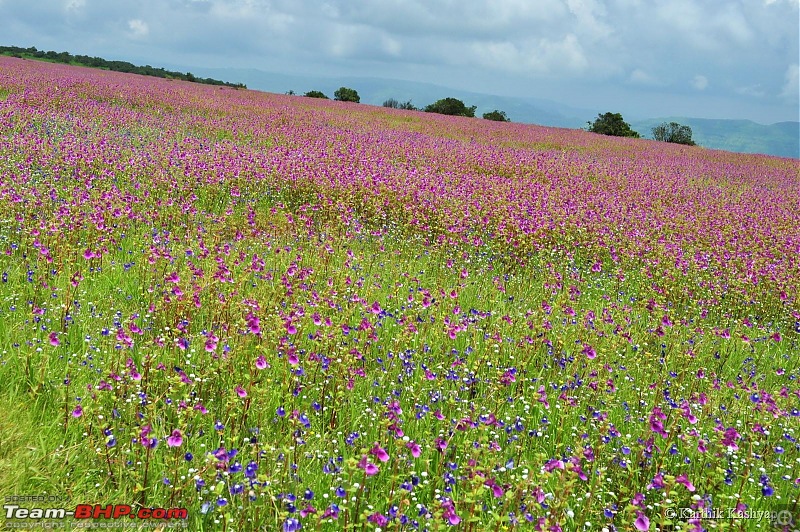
[586,112,696,146]
[302,87,696,145]
[4,44,693,145]
[298,87,510,122]
[0,45,247,89]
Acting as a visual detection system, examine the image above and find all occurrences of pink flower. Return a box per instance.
[167,429,183,447]
[357,455,379,476]
[235,385,247,398]
[544,459,565,472]
[370,444,390,462]
[582,344,596,359]
[49,332,60,346]
[406,441,421,458]
[255,355,268,370]
[484,478,504,497]
[675,473,695,492]
[634,511,650,531]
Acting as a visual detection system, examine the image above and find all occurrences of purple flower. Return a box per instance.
[544,459,565,472]
[634,511,650,531]
[370,444,390,462]
[582,344,596,360]
[167,429,183,447]
[675,473,695,492]
[367,513,388,526]
[358,455,379,476]
[406,441,421,458]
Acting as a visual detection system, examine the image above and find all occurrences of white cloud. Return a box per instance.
[469,34,588,76]
[780,64,799,99]
[65,0,85,10]
[691,75,708,90]
[128,19,149,38]
[736,84,766,97]
[629,69,657,85]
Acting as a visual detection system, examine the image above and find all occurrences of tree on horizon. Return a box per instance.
[586,112,640,138]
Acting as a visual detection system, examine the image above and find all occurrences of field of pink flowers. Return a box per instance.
[0,57,798,530]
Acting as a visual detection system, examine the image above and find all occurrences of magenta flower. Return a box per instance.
[71,405,83,418]
[370,444,390,462]
[357,455,379,476]
[367,513,388,526]
[167,429,183,447]
[406,441,421,458]
[235,385,247,398]
[49,332,60,346]
[582,344,596,359]
[721,427,741,450]
[675,474,695,492]
[484,478,504,497]
[255,355,268,369]
[441,498,461,525]
[369,301,381,315]
[647,472,665,490]
[634,511,650,531]
[544,459,565,472]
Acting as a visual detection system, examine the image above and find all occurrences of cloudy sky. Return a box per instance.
[2,0,798,123]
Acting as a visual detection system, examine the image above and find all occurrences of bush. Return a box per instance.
[304,90,329,99]
[586,112,640,138]
[424,98,476,117]
[652,122,696,146]
[383,99,418,111]
[482,110,510,122]
[334,87,360,103]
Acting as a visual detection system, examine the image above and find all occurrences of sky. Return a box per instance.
[2,0,799,123]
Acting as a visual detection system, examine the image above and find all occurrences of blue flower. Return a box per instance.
[283,518,301,532]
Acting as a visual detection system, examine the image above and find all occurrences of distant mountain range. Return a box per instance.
[179,65,800,159]
[631,118,799,159]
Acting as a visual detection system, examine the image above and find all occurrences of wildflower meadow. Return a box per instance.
[0,57,798,531]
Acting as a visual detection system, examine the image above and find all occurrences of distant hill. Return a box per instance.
[0,45,246,89]
[632,118,800,159]
[187,66,798,159]
[176,66,591,129]
[5,46,795,159]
